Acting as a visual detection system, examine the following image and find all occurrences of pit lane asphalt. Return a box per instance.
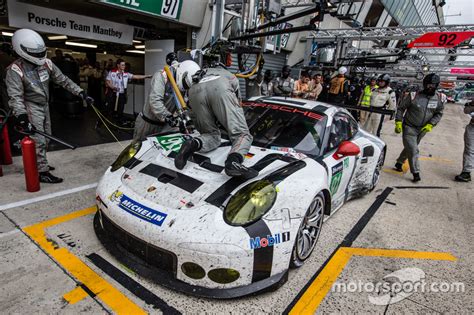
[0,103,472,314]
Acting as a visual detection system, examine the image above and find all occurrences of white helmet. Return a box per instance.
[175,60,201,91]
[338,66,347,75]
[12,29,47,66]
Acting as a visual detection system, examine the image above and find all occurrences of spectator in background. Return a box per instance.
[88,62,103,107]
[359,76,378,124]
[105,58,152,122]
[273,65,294,97]
[308,73,323,100]
[347,77,363,120]
[243,59,265,99]
[328,66,349,105]
[318,74,331,102]
[51,49,63,66]
[79,58,92,93]
[293,71,311,98]
[261,69,273,97]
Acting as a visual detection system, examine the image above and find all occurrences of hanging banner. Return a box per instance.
[100,0,183,20]
[450,68,474,75]
[7,0,134,45]
[407,31,474,49]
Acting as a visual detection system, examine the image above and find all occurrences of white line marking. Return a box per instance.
[0,183,98,211]
[0,229,21,239]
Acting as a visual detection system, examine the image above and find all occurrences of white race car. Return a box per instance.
[94,96,386,298]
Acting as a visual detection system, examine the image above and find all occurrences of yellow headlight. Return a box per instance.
[110,141,142,172]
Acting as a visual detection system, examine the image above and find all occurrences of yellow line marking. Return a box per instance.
[383,168,404,176]
[288,247,457,315]
[23,207,146,315]
[289,247,352,315]
[63,286,88,305]
[346,247,457,261]
[419,156,453,163]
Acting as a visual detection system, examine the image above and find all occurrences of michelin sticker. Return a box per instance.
[109,190,167,226]
[249,232,290,249]
[330,162,344,195]
[156,134,185,152]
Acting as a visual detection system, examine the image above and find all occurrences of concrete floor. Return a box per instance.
[0,103,472,314]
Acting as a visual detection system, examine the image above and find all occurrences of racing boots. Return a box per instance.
[39,171,63,184]
[454,172,471,182]
[175,138,201,170]
[412,172,421,182]
[225,153,258,179]
[394,162,403,172]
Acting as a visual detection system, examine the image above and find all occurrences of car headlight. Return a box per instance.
[224,180,277,226]
[110,141,142,172]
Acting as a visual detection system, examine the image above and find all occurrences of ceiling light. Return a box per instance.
[132,40,142,44]
[126,50,145,54]
[48,35,68,40]
[65,41,97,48]
[135,45,145,49]
[103,51,107,54]
[2,31,13,37]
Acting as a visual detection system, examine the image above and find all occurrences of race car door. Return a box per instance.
[323,112,359,210]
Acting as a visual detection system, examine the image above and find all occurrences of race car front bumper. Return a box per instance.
[94,210,288,299]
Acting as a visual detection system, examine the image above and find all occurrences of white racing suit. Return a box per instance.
[188,68,252,158]
[6,58,83,172]
[273,77,295,97]
[133,68,176,141]
[395,92,445,174]
[364,86,396,136]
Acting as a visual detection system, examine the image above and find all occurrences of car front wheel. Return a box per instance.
[290,192,325,268]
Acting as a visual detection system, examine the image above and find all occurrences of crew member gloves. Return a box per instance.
[15,114,30,130]
[421,123,433,133]
[79,91,95,107]
[395,121,403,134]
[165,115,179,127]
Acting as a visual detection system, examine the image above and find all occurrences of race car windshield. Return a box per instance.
[243,102,327,157]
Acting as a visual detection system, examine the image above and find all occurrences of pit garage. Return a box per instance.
[0,0,473,314]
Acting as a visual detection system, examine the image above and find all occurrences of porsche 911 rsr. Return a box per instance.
[94,96,386,298]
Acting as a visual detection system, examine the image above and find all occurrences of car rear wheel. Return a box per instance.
[290,192,325,268]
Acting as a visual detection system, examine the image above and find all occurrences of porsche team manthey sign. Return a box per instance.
[100,0,183,20]
[7,0,133,44]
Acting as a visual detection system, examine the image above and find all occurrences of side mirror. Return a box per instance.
[333,141,360,160]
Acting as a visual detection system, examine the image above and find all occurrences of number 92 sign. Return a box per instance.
[407,31,474,48]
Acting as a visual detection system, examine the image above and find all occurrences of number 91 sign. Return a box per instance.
[161,0,181,19]
[407,31,474,48]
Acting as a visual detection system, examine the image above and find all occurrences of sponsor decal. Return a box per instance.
[108,190,167,226]
[156,134,185,152]
[244,152,255,159]
[249,232,290,249]
[343,157,349,169]
[330,162,344,195]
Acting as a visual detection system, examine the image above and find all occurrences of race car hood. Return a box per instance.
[121,134,308,210]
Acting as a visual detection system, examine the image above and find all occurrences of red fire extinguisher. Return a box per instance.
[21,136,40,192]
[1,120,13,165]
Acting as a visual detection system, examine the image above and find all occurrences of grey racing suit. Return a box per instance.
[188,67,252,158]
[364,86,396,136]
[133,68,176,141]
[395,92,444,174]
[6,58,82,172]
[273,77,295,96]
[462,103,474,173]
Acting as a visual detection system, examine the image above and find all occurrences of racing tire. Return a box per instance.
[370,148,385,191]
[290,192,325,268]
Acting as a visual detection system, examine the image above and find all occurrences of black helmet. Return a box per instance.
[166,52,178,66]
[377,73,391,83]
[423,73,440,86]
